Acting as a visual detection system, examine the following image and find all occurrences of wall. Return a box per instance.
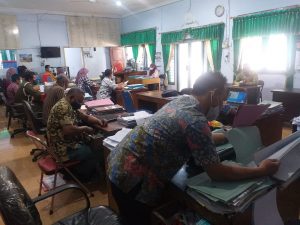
[121,0,300,97]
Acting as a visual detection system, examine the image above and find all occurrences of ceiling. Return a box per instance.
[0,0,181,18]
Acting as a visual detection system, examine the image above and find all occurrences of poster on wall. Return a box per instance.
[19,54,32,62]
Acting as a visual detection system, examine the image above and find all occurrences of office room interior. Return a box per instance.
[0,0,300,225]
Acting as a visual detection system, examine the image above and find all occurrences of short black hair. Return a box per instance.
[23,71,36,82]
[104,69,112,78]
[17,65,27,77]
[45,65,50,70]
[11,74,20,83]
[66,87,84,97]
[192,72,227,96]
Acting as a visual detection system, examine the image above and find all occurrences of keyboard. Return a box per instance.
[95,112,134,122]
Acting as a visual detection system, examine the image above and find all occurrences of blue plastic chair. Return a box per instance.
[122,91,136,113]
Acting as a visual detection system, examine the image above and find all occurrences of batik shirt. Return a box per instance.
[47,98,79,161]
[97,77,116,99]
[77,76,93,93]
[107,95,220,206]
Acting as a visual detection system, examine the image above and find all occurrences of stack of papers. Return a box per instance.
[117,111,152,127]
[103,128,132,151]
[125,84,145,90]
[292,116,300,131]
[186,162,274,214]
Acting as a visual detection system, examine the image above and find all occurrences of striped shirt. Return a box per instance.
[42,84,65,125]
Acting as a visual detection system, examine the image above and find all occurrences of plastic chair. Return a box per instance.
[26,132,93,215]
[226,126,263,165]
[121,91,136,113]
[26,130,48,161]
[0,166,121,225]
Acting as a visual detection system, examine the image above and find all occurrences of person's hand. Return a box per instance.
[258,159,280,176]
[95,118,108,128]
[81,126,94,134]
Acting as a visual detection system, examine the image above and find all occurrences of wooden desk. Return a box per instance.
[227,85,260,104]
[136,91,172,112]
[128,77,160,91]
[114,71,147,83]
[272,88,300,122]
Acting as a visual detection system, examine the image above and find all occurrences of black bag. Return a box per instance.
[161,90,179,97]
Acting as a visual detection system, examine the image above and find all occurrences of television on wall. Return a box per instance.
[40,47,61,58]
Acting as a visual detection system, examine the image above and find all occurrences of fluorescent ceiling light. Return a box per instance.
[116,1,122,6]
[89,0,96,2]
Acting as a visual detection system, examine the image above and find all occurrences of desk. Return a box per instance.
[272,88,300,122]
[227,85,260,104]
[136,90,172,112]
[114,71,147,83]
[128,77,160,91]
[115,88,148,108]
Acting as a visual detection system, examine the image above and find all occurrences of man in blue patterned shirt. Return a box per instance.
[107,72,279,225]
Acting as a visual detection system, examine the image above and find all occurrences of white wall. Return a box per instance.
[84,47,109,79]
[121,0,300,98]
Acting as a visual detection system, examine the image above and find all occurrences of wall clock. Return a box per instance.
[215,5,225,17]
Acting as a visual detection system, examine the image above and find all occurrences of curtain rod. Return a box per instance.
[159,22,224,35]
[121,27,157,35]
[230,4,300,19]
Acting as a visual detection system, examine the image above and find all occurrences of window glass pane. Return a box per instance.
[168,47,175,84]
[240,36,263,71]
[136,46,144,70]
[178,43,189,91]
[190,41,203,86]
[265,34,287,71]
[125,46,133,61]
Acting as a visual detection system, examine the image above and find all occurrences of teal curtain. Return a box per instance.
[162,44,173,84]
[121,28,156,46]
[0,50,8,61]
[132,45,139,62]
[148,43,156,64]
[161,23,224,72]
[286,35,296,89]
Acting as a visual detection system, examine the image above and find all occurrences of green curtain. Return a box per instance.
[0,50,8,61]
[233,39,240,80]
[132,45,139,62]
[148,44,156,64]
[233,8,300,39]
[162,44,173,84]
[286,35,296,89]
[121,28,156,46]
[161,30,184,45]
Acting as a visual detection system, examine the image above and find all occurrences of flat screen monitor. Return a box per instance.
[227,91,247,104]
[41,47,61,58]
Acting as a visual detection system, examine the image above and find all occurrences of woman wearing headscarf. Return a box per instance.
[3,67,18,91]
[75,68,94,95]
[148,63,159,78]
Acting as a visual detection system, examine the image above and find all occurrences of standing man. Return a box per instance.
[42,65,56,83]
[42,75,69,125]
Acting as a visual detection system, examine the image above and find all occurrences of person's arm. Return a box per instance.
[62,124,93,136]
[26,84,41,101]
[212,132,227,145]
[205,159,279,181]
[77,111,107,128]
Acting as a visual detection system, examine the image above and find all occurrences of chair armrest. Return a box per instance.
[32,183,90,210]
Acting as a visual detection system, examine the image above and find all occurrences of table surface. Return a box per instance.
[272,88,300,94]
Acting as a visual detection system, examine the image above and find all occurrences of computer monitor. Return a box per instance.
[227,91,247,104]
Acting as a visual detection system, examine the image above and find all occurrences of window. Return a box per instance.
[0,50,17,70]
[136,44,151,70]
[240,34,288,72]
[125,46,133,62]
[177,41,208,91]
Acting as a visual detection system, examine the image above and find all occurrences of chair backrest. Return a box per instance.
[122,91,136,113]
[23,101,43,133]
[226,126,263,165]
[26,130,47,150]
[0,166,42,225]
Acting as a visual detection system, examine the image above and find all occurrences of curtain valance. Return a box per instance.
[121,28,156,46]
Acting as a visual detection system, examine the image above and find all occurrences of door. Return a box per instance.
[110,47,125,72]
[64,48,83,78]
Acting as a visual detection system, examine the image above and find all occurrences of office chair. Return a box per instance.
[257,80,264,102]
[26,132,93,215]
[121,91,137,113]
[23,100,47,161]
[0,93,27,138]
[226,126,263,165]
[0,166,121,225]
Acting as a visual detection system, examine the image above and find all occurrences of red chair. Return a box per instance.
[26,131,93,215]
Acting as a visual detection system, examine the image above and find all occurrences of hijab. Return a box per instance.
[75,68,89,84]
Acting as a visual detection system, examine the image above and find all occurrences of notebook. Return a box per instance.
[227,91,247,105]
[232,104,269,127]
[84,98,114,108]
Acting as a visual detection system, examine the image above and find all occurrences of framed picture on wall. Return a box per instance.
[19,54,32,62]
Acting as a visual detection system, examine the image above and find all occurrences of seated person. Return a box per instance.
[107,71,279,225]
[6,74,21,105]
[75,67,97,96]
[42,65,56,83]
[3,67,17,92]
[42,75,69,125]
[148,63,159,78]
[47,87,107,182]
[235,64,258,86]
[15,71,42,106]
[97,69,124,101]
[17,65,27,79]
